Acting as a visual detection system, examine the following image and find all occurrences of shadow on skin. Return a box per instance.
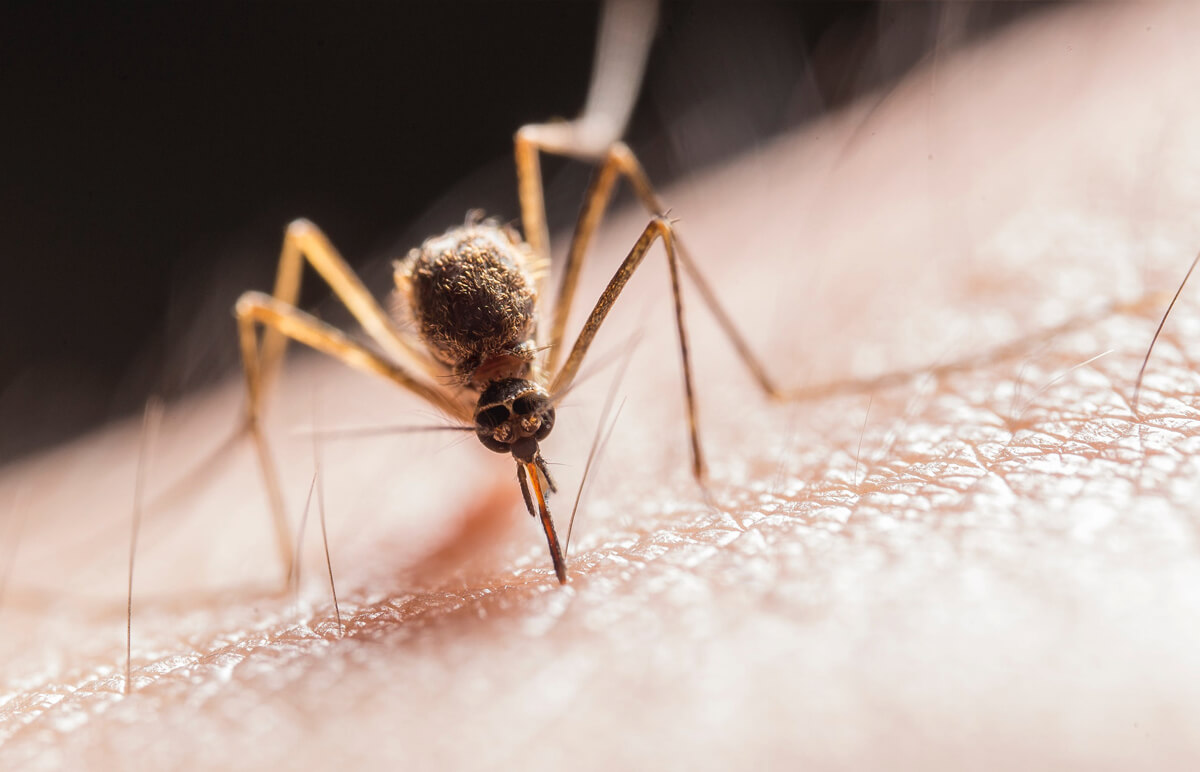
[4,3,1200,768]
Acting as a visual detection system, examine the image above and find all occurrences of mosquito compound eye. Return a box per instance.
[476,429,511,454]
[512,395,537,415]
[476,404,511,429]
[535,405,555,440]
[475,403,515,453]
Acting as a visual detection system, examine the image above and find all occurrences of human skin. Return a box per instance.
[4,3,1200,769]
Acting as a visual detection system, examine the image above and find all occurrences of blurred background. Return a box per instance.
[0,1,1047,462]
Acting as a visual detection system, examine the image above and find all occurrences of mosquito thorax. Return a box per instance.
[393,219,545,388]
[473,378,556,459]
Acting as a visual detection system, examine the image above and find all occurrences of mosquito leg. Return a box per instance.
[673,243,781,397]
[244,420,294,585]
[519,127,784,404]
[234,218,452,586]
[236,291,471,582]
[258,219,440,396]
[549,217,705,481]
[513,0,658,303]
[513,130,553,286]
[586,144,785,400]
[546,151,617,375]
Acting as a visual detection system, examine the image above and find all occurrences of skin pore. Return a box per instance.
[4,3,1200,768]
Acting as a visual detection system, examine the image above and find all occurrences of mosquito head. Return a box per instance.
[473,378,556,460]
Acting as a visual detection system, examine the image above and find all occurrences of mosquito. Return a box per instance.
[234,0,787,585]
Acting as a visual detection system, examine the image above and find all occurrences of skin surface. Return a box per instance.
[4,3,1200,769]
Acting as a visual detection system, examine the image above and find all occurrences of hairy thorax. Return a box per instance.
[393,220,545,389]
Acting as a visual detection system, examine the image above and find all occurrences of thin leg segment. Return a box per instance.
[237,292,464,422]
[514,132,659,362]
[517,135,783,399]
[549,217,705,481]
[513,130,553,289]
[236,291,470,580]
[512,0,658,304]
[258,219,437,397]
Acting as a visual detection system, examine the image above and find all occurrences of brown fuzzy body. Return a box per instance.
[393,221,544,388]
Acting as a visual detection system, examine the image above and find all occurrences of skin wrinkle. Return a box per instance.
[6,2,1200,769]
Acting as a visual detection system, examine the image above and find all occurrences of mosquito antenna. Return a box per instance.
[854,396,873,488]
[126,397,164,697]
[294,423,473,441]
[1133,249,1200,413]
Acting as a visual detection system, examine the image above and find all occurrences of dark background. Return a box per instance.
[0,2,1043,461]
